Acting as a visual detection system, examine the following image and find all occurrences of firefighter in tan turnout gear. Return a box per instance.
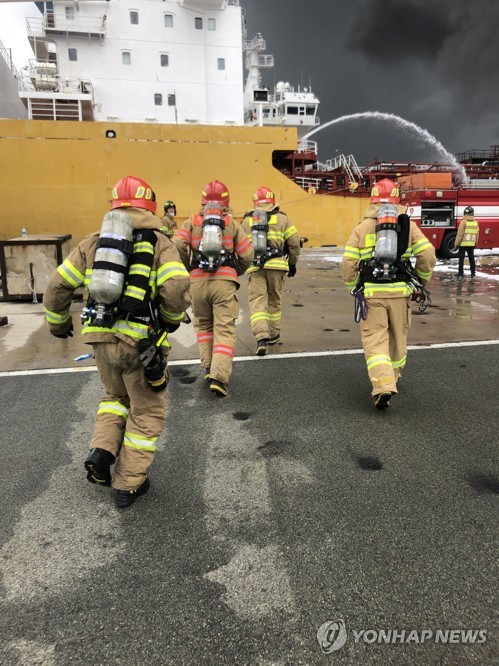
[43,176,190,507]
[342,178,436,409]
[241,186,301,356]
[174,180,254,396]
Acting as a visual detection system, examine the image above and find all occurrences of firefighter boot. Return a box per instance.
[268,334,281,346]
[374,392,393,410]
[85,448,115,487]
[256,339,269,356]
[210,379,229,397]
[204,367,211,381]
[116,478,150,508]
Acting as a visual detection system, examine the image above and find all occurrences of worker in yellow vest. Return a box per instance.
[455,206,479,279]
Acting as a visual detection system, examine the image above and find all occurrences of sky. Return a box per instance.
[243,0,499,164]
[0,1,497,166]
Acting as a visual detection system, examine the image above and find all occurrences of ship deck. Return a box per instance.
[1,249,498,664]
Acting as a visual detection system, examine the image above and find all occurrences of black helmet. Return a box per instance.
[463,206,474,215]
[164,200,177,215]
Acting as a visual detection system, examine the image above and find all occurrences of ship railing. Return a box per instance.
[26,14,107,37]
[0,39,26,88]
[297,140,318,154]
[243,34,266,51]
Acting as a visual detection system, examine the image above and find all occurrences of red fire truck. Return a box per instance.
[400,187,499,258]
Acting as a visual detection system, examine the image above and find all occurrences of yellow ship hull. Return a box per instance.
[0,119,368,246]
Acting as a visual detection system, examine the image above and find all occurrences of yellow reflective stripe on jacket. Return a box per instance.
[283,224,298,240]
[263,257,289,270]
[84,269,91,288]
[159,306,185,323]
[83,318,171,348]
[157,261,189,285]
[123,285,146,300]
[343,246,361,260]
[411,238,433,255]
[128,263,151,278]
[363,282,413,298]
[44,307,71,325]
[97,400,129,419]
[57,259,84,288]
[365,234,376,247]
[268,312,281,321]
[391,356,406,369]
[267,230,285,241]
[124,431,157,452]
[415,268,433,280]
[134,241,154,254]
[366,354,392,370]
[461,221,479,246]
[360,248,373,260]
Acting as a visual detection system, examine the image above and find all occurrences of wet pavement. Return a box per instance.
[0,249,498,665]
[0,249,498,373]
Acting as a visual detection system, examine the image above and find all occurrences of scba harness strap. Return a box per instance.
[120,229,158,316]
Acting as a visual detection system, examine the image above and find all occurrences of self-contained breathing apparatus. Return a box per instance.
[352,204,431,322]
[81,213,169,392]
[192,201,239,273]
[250,209,283,267]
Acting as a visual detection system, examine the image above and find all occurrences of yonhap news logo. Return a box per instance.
[317,621,487,653]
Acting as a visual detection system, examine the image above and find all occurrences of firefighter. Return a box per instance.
[455,206,479,279]
[161,199,177,238]
[173,180,254,396]
[241,186,301,356]
[342,178,436,409]
[43,176,190,507]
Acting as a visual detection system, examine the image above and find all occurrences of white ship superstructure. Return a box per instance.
[243,33,320,140]
[13,0,244,124]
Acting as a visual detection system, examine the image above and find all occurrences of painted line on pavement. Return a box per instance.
[1,339,498,378]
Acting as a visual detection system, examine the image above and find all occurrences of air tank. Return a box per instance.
[200,202,225,271]
[89,209,134,304]
[375,203,399,268]
[251,209,268,258]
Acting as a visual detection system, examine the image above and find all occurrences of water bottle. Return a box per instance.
[21,227,27,240]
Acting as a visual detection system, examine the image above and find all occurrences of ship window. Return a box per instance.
[253,90,268,102]
[122,51,131,65]
[208,18,216,31]
[168,94,176,106]
[130,11,139,25]
[160,53,169,67]
[164,14,173,28]
[217,58,225,70]
[154,94,163,106]
[287,106,298,115]
[299,106,305,115]
[65,7,75,20]
[306,106,316,116]
[68,48,77,62]
[195,17,203,30]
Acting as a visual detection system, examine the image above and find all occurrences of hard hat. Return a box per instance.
[164,200,177,215]
[253,186,276,206]
[111,176,157,214]
[463,206,474,215]
[202,180,230,206]
[370,178,400,204]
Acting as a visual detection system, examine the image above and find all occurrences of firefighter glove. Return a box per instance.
[53,323,74,339]
[287,264,297,278]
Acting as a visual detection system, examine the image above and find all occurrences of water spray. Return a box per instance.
[302,111,468,185]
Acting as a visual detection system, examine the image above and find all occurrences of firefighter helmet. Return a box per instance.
[164,200,177,215]
[463,206,474,215]
[253,186,276,206]
[111,176,157,214]
[370,178,400,204]
[201,180,230,206]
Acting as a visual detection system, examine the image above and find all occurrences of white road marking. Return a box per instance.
[1,339,498,377]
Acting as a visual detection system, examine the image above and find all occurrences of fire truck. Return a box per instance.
[401,185,499,258]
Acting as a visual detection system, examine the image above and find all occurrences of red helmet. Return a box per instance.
[111,176,157,214]
[370,178,400,204]
[253,186,275,206]
[202,180,230,206]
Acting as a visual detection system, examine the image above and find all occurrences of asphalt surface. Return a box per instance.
[1,345,498,665]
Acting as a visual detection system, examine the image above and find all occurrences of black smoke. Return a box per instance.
[242,0,499,165]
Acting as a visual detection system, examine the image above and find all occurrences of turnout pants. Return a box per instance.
[458,246,476,276]
[360,297,411,396]
[190,279,239,384]
[90,339,167,491]
[248,268,287,341]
